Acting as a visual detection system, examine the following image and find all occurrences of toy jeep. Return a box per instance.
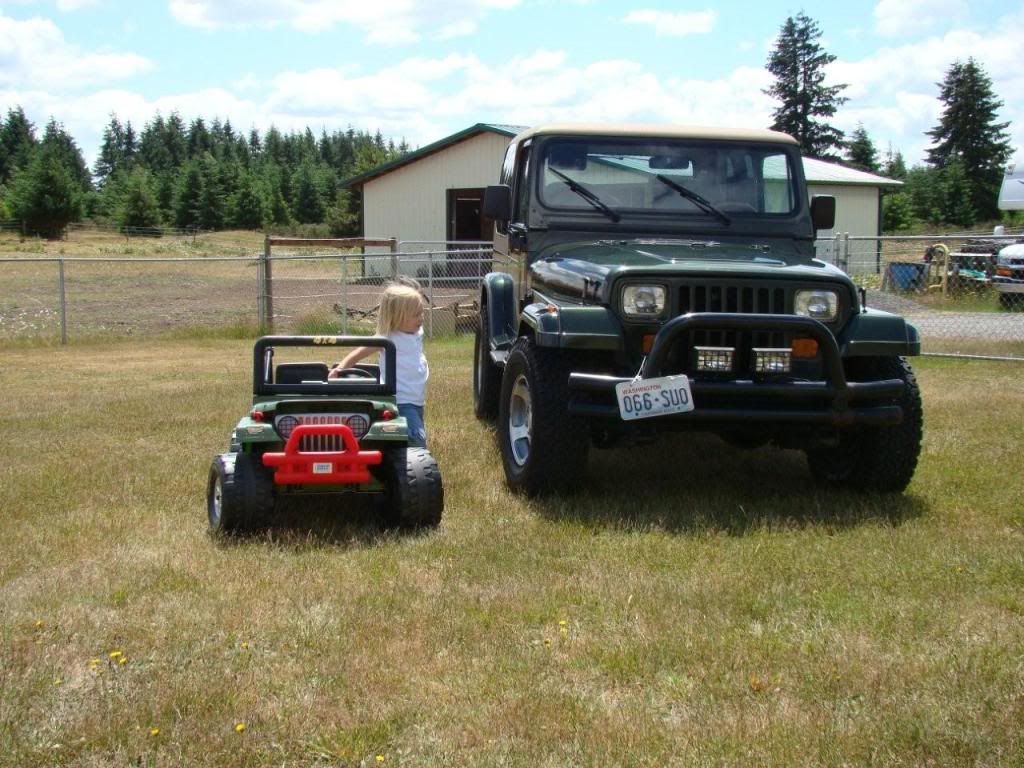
[207,335,443,533]
[475,124,922,495]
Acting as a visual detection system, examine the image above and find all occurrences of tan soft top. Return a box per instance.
[512,122,798,146]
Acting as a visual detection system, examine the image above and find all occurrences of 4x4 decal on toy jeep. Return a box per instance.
[474,124,922,496]
[206,336,443,534]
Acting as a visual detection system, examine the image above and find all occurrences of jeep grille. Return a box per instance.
[274,413,371,449]
[679,281,792,348]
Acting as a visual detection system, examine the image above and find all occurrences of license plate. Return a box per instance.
[312,462,333,474]
[615,375,694,421]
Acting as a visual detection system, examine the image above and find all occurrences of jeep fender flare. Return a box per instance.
[480,272,517,351]
[521,303,624,351]
[838,308,921,357]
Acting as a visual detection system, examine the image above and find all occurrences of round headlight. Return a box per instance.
[275,415,299,439]
[794,289,839,322]
[345,414,370,439]
[622,285,666,317]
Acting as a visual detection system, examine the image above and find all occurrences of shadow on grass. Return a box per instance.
[211,495,435,551]
[528,434,928,536]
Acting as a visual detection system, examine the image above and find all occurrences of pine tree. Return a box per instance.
[8,142,84,237]
[939,158,975,228]
[174,160,204,229]
[117,167,162,231]
[764,12,848,159]
[42,119,92,193]
[926,58,1012,220]
[882,144,908,180]
[0,107,37,185]
[229,170,268,229]
[845,123,879,173]
[291,160,326,224]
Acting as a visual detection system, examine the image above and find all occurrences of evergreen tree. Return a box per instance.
[94,114,125,186]
[174,159,204,228]
[845,123,879,173]
[903,166,944,225]
[882,144,908,180]
[939,158,975,228]
[925,58,1012,220]
[164,112,188,170]
[8,142,84,237]
[116,167,163,231]
[196,153,226,230]
[291,160,326,224]
[764,12,848,159]
[229,170,268,229]
[41,119,92,193]
[0,107,37,185]
[882,192,913,232]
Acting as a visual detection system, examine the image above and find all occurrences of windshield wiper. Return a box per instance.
[548,167,621,222]
[655,174,731,226]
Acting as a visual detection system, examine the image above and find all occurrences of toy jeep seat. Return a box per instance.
[275,362,329,384]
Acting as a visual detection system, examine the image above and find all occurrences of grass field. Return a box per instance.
[1,335,1022,766]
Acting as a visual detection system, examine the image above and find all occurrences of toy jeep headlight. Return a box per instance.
[622,285,666,318]
[794,289,839,322]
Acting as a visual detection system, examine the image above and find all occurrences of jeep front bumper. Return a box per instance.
[567,313,905,427]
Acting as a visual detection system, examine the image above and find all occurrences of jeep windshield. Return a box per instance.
[537,138,799,220]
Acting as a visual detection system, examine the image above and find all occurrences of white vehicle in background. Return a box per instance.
[995,165,1024,310]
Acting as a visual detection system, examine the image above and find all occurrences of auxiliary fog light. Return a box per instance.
[694,346,734,372]
[753,348,792,374]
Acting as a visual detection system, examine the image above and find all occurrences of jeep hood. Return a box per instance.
[529,238,847,302]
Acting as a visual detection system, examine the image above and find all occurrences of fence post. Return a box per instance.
[341,255,349,335]
[262,234,274,332]
[390,238,398,280]
[58,258,67,345]
[427,251,434,338]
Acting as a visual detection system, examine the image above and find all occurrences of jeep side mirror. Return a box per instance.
[483,185,511,221]
[811,195,836,232]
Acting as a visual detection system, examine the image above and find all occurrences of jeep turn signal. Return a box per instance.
[642,334,655,354]
[791,338,818,358]
[250,409,265,421]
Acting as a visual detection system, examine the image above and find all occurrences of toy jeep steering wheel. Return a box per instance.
[332,367,375,379]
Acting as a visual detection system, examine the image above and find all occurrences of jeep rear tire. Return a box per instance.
[382,447,443,528]
[805,356,922,492]
[498,337,589,495]
[473,309,502,420]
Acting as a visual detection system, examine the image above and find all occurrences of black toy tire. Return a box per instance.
[498,337,589,495]
[207,452,275,534]
[381,447,443,529]
[473,308,502,420]
[805,356,923,493]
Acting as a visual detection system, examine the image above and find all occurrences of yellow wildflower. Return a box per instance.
[109,650,123,660]
[118,657,128,666]
[149,727,160,737]
[34,619,44,629]
[235,723,246,734]
[376,756,385,764]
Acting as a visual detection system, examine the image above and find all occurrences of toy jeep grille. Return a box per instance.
[274,413,371,449]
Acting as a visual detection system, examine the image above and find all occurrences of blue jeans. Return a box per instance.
[398,403,427,448]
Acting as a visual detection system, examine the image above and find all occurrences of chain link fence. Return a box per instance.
[817,230,1024,359]
[2,233,1022,360]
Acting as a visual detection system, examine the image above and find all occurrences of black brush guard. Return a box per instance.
[568,313,904,427]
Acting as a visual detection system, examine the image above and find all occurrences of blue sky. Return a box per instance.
[2,0,1022,170]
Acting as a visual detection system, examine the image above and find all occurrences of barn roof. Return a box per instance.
[344,123,902,189]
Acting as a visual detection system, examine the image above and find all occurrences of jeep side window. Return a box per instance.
[512,144,531,225]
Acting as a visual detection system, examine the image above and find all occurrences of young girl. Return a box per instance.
[330,283,429,447]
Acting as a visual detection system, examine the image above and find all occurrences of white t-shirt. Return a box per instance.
[381,329,428,406]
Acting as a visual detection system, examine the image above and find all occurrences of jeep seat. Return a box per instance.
[274,362,329,384]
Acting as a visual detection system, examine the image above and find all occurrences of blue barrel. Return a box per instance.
[890,262,927,291]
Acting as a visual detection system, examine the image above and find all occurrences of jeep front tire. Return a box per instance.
[498,338,589,495]
[805,356,923,492]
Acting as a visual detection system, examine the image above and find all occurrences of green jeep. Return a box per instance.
[474,124,922,495]
[207,335,443,533]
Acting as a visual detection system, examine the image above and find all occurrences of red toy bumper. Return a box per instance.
[262,424,382,485]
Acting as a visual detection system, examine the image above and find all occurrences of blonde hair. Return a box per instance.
[376,283,425,334]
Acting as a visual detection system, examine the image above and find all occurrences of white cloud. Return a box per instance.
[167,0,521,44]
[0,13,151,91]
[873,0,968,38]
[623,9,717,37]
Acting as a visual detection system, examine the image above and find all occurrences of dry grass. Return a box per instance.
[1,336,1022,766]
